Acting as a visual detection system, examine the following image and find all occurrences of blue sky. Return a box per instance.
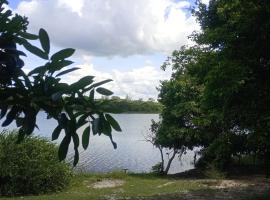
[9,0,208,99]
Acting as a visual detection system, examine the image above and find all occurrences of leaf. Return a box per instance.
[82,126,90,150]
[70,76,95,91]
[89,90,95,100]
[72,133,80,148]
[0,105,8,119]
[87,79,113,90]
[39,28,50,54]
[51,48,75,61]
[49,60,74,73]
[102,118,112,137]
[23,42,48,60]
[24,113,36,135]
[55,67,80,77]
[2,106,19,127]
[96,87,113,96]
[28,65,46,76]
[58,135,71,161]
[105,114,122,132]
[77,114,89,129]
[73,148,79,166]
[52,125,62,140]
[16,117,24,127]
[19,31,39,40]
[91,118,100,135]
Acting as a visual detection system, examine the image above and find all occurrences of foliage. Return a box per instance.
[155,0,270,171]
[203,164,226,180]
[148,120,186,174]
[151,162,163,174]
[98,97,163,113]
[0,130,72,196]
[0,0,121,166]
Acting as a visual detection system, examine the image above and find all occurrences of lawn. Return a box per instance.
[1,172,269,200]
[0,172,205,200]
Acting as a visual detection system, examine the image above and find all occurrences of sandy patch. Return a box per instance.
[92,179,125,189]
[157,181,175,188]
[213,180,248,189]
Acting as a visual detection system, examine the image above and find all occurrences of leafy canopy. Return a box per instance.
[154,0,270,170]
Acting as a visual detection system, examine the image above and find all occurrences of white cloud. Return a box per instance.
[16,0,199,57]
[61,56,171,100]
[201,0,210,5]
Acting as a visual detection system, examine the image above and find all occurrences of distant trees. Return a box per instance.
[98,97,163,113]
[152,0,270,173]
[0,0,121,166]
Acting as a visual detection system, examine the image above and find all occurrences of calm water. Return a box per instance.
[1,113,195,174]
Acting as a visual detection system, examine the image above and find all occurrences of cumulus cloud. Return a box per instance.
[16,0,199,57]
[61,56,171,100]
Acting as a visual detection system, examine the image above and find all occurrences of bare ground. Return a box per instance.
[124,176,270,200]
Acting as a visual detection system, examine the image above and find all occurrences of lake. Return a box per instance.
[1,113,195,174]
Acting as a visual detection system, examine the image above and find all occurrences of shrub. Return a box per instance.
[0,130,72,196]
[203,164,226,179]
[151,162,163,174]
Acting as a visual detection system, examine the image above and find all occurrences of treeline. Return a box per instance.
[97,97,163,113]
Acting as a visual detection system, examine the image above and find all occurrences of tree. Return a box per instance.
[0,0,121,166]
[147,120,186,174]
[155,0,270,171]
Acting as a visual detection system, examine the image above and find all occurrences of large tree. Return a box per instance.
[154,0,270,171]
[0,0,121,166]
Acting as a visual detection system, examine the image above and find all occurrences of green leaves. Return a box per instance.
[52,125,62,140]
[70,76,94,91]
[2,106,19,127]
[105,114,122,132]
[56,67,80,77]
[51,48,75,61]
[23,42,48,60]
[92,118,100,135]
[96,87,113,96]
[0,105,8,119]
[39,28,50,54]
[88,79,113,89]
[82,126,90,150]
[19,31,39,40]
[58,135,71,161]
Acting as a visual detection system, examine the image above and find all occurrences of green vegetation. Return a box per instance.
[0,172,204,200]
[0,130,72,196]
[1,172,269,200]
[0,0,121,166]
[99,97,163,113]
[152,0,270,174]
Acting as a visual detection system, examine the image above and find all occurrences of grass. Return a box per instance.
[1,171,269,200]
[0,172,205,200]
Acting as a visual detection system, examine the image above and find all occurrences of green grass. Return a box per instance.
[0,172,204,200]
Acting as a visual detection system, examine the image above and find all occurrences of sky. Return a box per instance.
[9,0,209,100]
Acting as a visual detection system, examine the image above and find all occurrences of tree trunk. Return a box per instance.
[158,146,164,173]
[164,149,177,174]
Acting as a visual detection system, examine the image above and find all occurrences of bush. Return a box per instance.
[151,162,163,174]
[203,164,226,179]
[0,130,72,196]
